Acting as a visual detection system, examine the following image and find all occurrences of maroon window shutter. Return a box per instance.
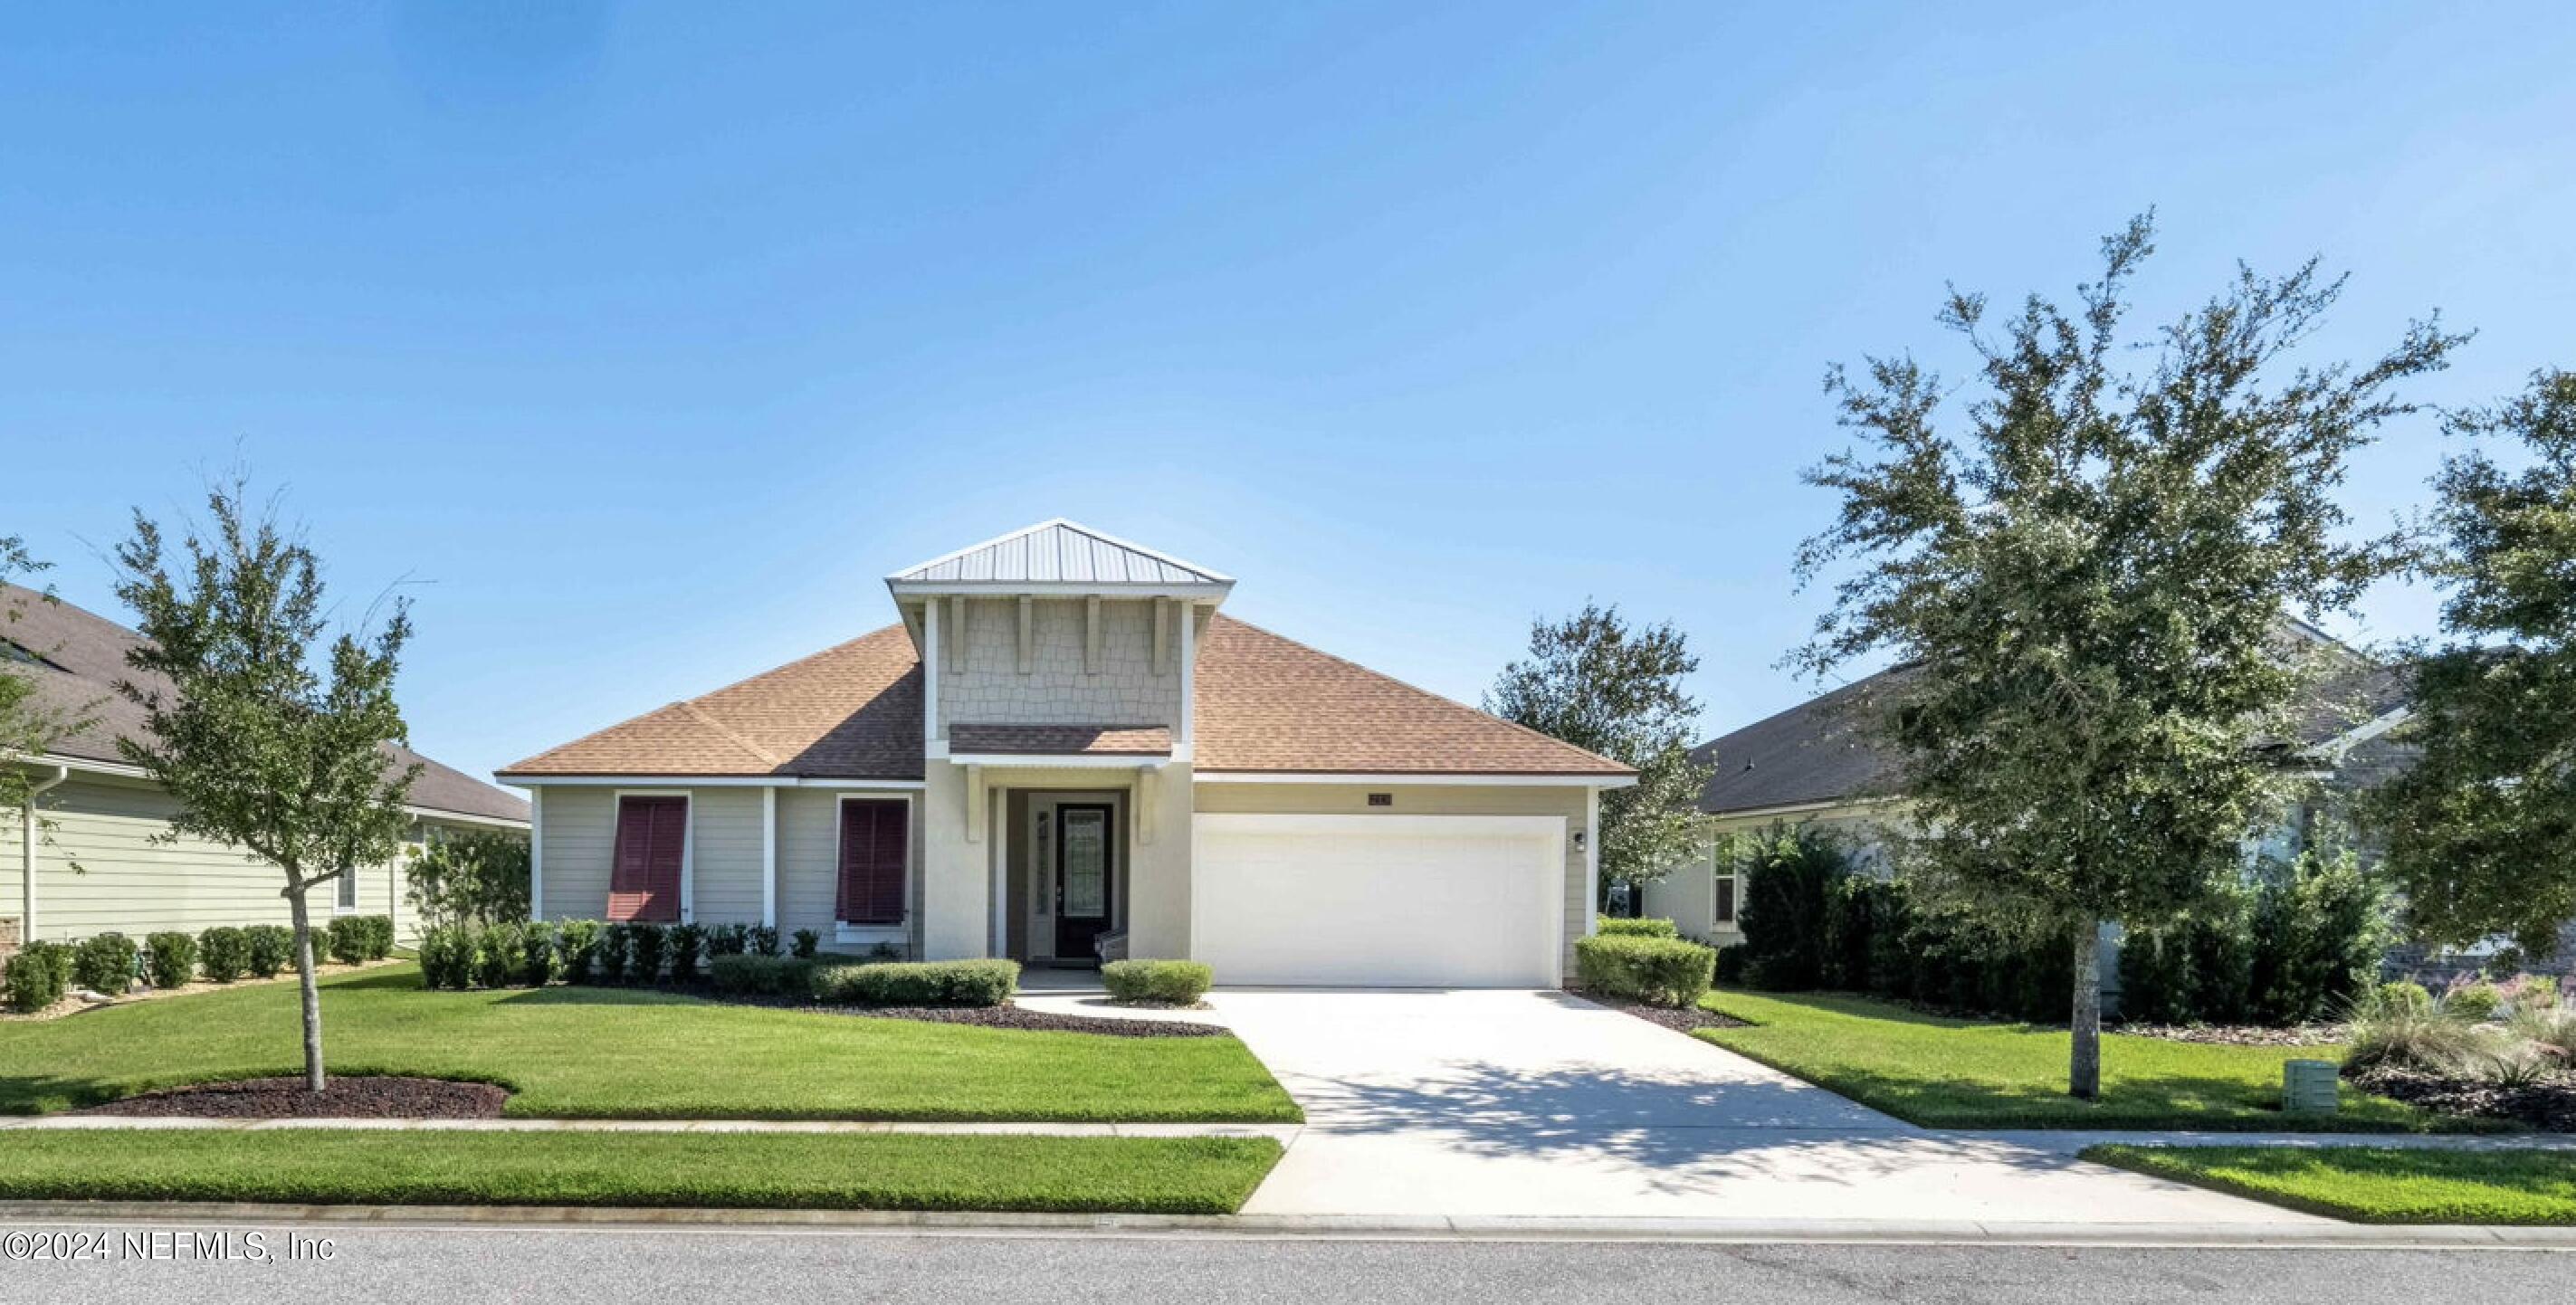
[608,796,686,922]
[837,800,908,926]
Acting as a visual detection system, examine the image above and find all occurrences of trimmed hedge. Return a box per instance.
[811,959,1018,1008]
[1102,959,1213,1005]
[243,925,293,977]
[558,919,603,983]
[418,925,474,989]
[144,931,198,989]
[668,923,707,983]
[72,932,138,996]
[1575,933,1714,1007]
[5,940,74,1013]
[1598,916,1680,938]
[709,953,816,997]
[325,916,367,965]
[197,927,249,983]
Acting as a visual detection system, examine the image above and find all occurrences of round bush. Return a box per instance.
[72,932,138,996]
[5,940,74,1013]
[1102,959,1214,1005]
[143,931,199,989]
[197,927,250,983]
[2445,982,2504,1022]
[243,925,293,977]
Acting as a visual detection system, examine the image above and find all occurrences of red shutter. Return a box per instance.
[837,800,909,926]
[608,796,686,922]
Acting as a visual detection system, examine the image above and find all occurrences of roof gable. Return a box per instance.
[887,519,1231,587]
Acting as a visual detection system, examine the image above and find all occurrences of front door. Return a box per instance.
[1053,803,1113,961]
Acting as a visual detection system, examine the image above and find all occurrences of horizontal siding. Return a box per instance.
[690,788,764,927]
[7,776,462,944]
[777,787,920,951]
[539,786,917,947]
[536,786,615,920]
[1192,783,1589,979]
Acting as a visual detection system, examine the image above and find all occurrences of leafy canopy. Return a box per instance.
[1795,214,2454,941]
[1487,601,1712,890]
[2,538,91,814]
[2367,369,2576,953]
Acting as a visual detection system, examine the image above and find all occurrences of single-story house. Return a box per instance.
[2,585,530,956]
[1644,621,2414,951]
[498,519,1636,987]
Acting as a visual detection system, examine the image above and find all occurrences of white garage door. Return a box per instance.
[1190,814,1566,987]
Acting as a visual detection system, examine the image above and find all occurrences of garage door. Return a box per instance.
[1189,814,1566,987]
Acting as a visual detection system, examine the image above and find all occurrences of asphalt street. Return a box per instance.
[4,1224,2570,1304]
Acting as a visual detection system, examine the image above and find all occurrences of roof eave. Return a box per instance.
[886,579,1235,601]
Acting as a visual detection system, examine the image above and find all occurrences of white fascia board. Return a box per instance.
[946,753,1167,769]
[407,807,531,831]
[1193,771,1638,788]
[497,775,926,790]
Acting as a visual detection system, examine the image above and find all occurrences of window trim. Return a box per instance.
[334,862,361,912]
[835,792,914,930]
[610,789,694,924]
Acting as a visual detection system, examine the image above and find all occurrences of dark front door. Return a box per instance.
[1053,803,1114,961]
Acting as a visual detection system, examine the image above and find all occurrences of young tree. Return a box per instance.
[2367,369,2576,956]
[1487,602,1713,905]
[112,483,418,1092]
[1794,214,2457,1097]
[405,830,532,929]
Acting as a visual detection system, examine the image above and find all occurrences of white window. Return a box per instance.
[1713,867,1740,926]
[337,866,360,911]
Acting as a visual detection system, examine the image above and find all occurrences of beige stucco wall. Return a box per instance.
[935,596,1182,735]
[5,773,502,946]
[534,785,921,953]
[1190,782,1594,976]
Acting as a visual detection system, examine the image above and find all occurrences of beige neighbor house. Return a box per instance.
[2,585,530,957]
[500,520,1636,987]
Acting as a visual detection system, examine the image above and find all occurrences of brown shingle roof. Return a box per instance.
[950,724,1173,757]
[1,584,530,824]
[501,614,1631,781]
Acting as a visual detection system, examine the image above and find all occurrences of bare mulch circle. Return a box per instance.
[1584,993,1751,1034]
[78,1075,510,1119]
[2348,1065,2576,1133]
[2113,1022,2345,1047]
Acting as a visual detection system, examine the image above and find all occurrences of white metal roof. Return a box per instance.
[887,519,1233,588]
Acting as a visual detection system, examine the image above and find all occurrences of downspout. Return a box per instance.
[20,762,70,941]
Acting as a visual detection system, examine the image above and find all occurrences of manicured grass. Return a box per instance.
[1695,987,2469,1131]
[2084,1145,2576,1224]
[0,966,1300,1123]
[0,1129,1282,1214]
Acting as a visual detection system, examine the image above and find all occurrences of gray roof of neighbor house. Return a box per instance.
[1,584,530,825]
[1695,655,2412,819]
[886,519,1232,587]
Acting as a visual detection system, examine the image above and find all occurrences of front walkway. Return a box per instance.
[1027,986,2340,1224]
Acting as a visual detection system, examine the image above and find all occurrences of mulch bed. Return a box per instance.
[2113,1022,2346,1047]
[1583,993,1751,1034]
[2348,1065,2576,1133]
[721,998,1230,1038]
[76,1075,510,1119]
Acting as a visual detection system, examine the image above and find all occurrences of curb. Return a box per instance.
[5,1201,2574,1249]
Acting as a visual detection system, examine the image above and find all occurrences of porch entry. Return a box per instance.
[1006,790,1129,967]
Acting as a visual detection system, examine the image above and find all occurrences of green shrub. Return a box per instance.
[2376,980,2435,1014]
[1597,917,1678,938]
[520,920,560,986]
[1575,934,1715,1007]
[243,925,293,977]
[709,953,816,997]
[2514,975,2561,1010]
[627,923,667,982]
[2343,984,2496,1073]
[196,927,249,983]
[2245,850,2386,1024]
[361,914,396,960]
[791,929,819,959]
[326,916,369,966]
[558,919,603,983]
[748,925,781,958]
[404,830,531,929]
[1712,943,1748,986]
[1102,959,1213,1005]
[810,959,1018,1007]
[416,926,475,989]
[705,923,749,957]
[2444,981,2504,1022]
[72,932,138,996]
[474,922,525,988]
[596,923,633,984]
[143,931,198,989]
[1732,825,1850,991]
[5,940,73,1013]
[667,923,706,983]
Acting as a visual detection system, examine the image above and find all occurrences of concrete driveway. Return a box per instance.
[1196,988,2323,1224]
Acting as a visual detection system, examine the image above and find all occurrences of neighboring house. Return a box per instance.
[1644,622,2414,956]
[1,585,530,955]
[499,519,1636,987]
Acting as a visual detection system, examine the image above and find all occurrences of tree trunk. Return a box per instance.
[2069,919,2102,1100]
[288,885,326,1094]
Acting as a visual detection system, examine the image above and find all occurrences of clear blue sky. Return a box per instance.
[5,4,2571,786]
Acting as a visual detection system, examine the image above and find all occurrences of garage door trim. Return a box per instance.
[1188,813,1566,988]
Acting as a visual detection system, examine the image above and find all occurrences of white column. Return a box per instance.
[760,786,778,928]
[923,599,942,747]
[965,764,985,843]
[1584,787,1601,929]
[528,788,545,920]
[1177,603,1196,748]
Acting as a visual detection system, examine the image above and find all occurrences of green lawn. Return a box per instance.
[2085,1145,2576,1224]
[1695,988,2468,1131]
[0,966,1300,1123]
[0,1129,1281,1215]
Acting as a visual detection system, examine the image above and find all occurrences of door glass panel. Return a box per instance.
[1061,809,1107,918]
